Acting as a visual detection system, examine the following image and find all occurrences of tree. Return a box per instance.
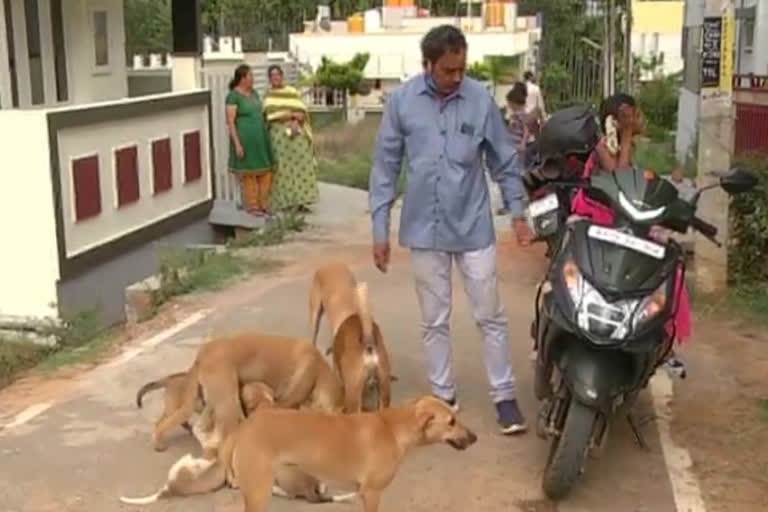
[314,53,370,95]
[124,0,172,58]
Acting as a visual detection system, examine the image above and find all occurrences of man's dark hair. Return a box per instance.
[523,71,534,81]
[506,82,528,105]
[420,25,468,65]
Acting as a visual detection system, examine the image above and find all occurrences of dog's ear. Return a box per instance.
[417,409,435,430]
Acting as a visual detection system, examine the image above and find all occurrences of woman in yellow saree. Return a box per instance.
[264,65,320,213]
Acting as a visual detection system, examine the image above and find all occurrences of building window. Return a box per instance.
[151,137,173,195]
[24,0,44,105]
[92,9,109,69]
[183,131,203,183]
[115,145,140,207]
[742,18,754,53]
[72,155,102,222]
[50,0,68,102]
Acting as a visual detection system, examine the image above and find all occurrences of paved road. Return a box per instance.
[0,185,677,512]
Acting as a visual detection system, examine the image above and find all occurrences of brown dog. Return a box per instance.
[181,381,355,505]
[120,396,477,511]
[309,263,392,412]
[136,372,205,438]
[151,332,344,452]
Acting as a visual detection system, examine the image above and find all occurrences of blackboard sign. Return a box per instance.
[701,17,722,88]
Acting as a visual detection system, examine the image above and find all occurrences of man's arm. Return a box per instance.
[369,90,405,243]
[483,94,528,218]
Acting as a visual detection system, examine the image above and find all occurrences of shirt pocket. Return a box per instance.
[446,132,482,166]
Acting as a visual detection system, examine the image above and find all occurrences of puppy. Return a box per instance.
[151,332,344,453]
[120,396,477,512]
[122,381,355,506]
[309,263,392,412]
[136,372,204,438]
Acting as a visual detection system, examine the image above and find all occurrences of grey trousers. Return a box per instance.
[410,244,517,403]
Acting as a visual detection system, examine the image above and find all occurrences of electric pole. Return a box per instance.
[694,0,735,294]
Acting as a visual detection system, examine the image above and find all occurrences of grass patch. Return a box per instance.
[0,308,111,387]
[152,248,263,307]
[760,399,768,423]
[0,338,52,388]
[693,284,768,327]
[315,117,406,194]
[227,211,308,249]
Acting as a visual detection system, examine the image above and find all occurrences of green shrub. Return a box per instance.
[635,75,680,131]
[729,154,768,285]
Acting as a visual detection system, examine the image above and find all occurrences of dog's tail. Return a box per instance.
[119,486,171,505]
[135,372,187,408]
[354,282,376,356]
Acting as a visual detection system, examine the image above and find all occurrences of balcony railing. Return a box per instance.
[733,74,768,92]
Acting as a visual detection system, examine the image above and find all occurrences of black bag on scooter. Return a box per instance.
[537,104,600,164]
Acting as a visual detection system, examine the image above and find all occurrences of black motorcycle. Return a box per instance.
[531,166,758,500]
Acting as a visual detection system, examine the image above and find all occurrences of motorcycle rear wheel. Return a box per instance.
[542,398,597,500]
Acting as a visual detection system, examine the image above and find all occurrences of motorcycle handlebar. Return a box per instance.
[691,216,718,238]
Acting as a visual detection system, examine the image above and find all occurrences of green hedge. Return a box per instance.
[729,154,768,285]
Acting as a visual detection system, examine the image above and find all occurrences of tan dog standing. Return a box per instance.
[151,333,344,452]
[181,381,356,504]
[120,395,477,512]
[309,263,392,412]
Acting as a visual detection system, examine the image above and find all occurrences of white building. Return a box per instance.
[289,4,541,109]
[676,0,768,162]
[0,0,238,327]
[630,0,685,80]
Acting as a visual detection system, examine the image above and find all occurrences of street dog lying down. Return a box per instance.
[120,395,477,511]
[123,381,354,505]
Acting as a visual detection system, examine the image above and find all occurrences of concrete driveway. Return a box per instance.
[0,184,680,512]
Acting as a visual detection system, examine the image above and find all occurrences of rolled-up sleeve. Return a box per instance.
[369,91,405,244]
[482,95,528,217]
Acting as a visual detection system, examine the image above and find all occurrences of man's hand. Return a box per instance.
[512,217,533,247]
[373,242,391,273]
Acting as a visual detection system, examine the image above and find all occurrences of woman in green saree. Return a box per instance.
[225,64,275,215]
[263,65,320,213]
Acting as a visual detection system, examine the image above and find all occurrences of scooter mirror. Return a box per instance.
[720,167,759,195]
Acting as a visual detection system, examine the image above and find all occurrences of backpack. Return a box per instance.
[537,104,600,163]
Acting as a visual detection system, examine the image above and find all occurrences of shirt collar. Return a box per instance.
[418,72,467,99]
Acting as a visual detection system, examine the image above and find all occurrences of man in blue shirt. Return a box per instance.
[369,25,532,434]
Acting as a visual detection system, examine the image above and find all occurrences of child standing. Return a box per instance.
[496,82,530,215]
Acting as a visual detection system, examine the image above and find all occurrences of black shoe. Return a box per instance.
[496,399,527,435]
[434,395,460,413]
[496,207,510,216]
[664,357,687,379]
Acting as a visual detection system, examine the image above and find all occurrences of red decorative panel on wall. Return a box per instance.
[115,146,140,207]
[183,131,202,183]
[72,155,102,222]
[152,137,172,194]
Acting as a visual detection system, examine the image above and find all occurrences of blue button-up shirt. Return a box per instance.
[369,74,528,252]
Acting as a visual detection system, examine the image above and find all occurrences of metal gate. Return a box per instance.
[734,102,768,156]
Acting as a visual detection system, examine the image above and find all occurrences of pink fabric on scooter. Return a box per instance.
[569,141,692,345]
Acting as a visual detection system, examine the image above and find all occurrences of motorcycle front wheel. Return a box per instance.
[542,398,598,500]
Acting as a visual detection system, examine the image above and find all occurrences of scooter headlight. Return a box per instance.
[561,259,640,342]
[631,279,670,331]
